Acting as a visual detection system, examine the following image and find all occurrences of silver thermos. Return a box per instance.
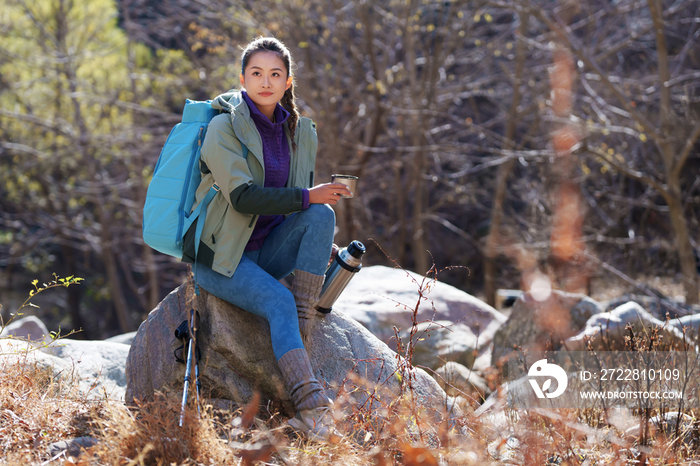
[316,240,366,313]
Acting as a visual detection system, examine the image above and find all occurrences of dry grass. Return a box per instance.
[3,272,700,465]
[589,275,690,304]
[2,347,700,466]
[0,349,472,465]
[0,356,104,465]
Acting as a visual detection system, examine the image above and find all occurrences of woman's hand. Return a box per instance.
[308,183,352,205]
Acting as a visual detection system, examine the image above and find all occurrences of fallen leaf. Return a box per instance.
[239,391,260,428]
[400,443,439,466]
[237,443,276,466]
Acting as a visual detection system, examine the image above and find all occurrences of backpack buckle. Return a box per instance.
[212,183,220,192]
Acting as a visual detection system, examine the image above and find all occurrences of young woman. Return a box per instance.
[182,37,351,440]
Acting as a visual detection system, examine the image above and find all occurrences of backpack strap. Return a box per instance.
[192,141,249,295]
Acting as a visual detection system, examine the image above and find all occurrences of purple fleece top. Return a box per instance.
[242,91,309,251]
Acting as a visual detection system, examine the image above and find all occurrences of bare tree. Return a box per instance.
[483,11,530,306]
[2,0,698,333]
[518,0,700,303]
[0,0,205,333]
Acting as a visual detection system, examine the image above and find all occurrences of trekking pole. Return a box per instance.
[179,308,200,427]
[191,310,202,407]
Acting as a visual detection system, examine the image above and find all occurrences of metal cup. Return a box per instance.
[331,174,358,198]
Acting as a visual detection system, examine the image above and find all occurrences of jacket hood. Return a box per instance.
[211,90,247,115]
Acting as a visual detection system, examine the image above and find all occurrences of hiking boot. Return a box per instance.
[288,405,337,442]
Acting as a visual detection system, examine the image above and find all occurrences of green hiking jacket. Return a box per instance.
[182,90,318,277]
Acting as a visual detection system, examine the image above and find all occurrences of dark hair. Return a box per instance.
[241,37,299,148]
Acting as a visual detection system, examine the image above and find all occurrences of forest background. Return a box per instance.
[0,0,698,340]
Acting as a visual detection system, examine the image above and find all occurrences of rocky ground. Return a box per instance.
[2,265,700,464]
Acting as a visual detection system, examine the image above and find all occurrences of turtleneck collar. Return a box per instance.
[241,91,289,135]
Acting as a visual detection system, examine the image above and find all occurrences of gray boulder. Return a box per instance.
[624,412,696,442]
[1,331,127,401]
[1,315,51,344]
[40,339,130,400]
[565,301,688,351]
[46,437,99,460]
[126,285,460,425]
[492,290,604,364]
[401,320,481,370]
[603,294,698,320]
[105,331,137,346]
[1,338,73,377]
[487,436,523,463]
[125,286,195,405]
[1,312,128,401]
[668,313,700,335]
[495,289,524,311]
[472,349,494,373]
[435,361,490,398]
[332,265,506,352]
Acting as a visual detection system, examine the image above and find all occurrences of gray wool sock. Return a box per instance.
[277,348,330,411]
[292,270,325,341]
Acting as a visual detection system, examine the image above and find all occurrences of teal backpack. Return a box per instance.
[142,99,247,290]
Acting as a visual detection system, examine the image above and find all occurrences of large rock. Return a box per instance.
[624,412,696,442]
[603,294,698,320]
[564,301,688,350]
[40,339,130,400]
[435,361,491,398]
[1,338,73,377]
[401,320,481,370]
[0,338,126,400]
[0,315,51,344]
[125,286,195,404]
[668,313,700,335]
[126,285,459,425]
[491,290,603,364]
[47,437,100,459]
[332,265,506,355]
[105,331,137,346]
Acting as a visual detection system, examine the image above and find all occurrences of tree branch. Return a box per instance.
[588,145,670,201]
[0,142,47,158]
[522,2,662,142]
[673,120,700,180]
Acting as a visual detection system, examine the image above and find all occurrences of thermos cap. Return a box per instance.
[347,240,366,259]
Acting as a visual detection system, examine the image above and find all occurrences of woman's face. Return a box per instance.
[239,51,292,119]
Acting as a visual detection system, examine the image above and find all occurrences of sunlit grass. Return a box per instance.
[2,346,700,465]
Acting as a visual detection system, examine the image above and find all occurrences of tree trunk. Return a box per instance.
[411,148,429,274]
[483,12,527,306]
[648,0,698,304]
[404,3,429,274]
[395,159,407,266]
[667,188,699,305]
[63,245,87,339]
[484,158,517,306]
[124,6,160,313]
[99,212,133,332]
[56,1,132,333]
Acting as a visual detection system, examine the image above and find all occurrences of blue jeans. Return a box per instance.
[196,204,335,359]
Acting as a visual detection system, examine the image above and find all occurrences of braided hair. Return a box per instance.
[240,37,299,149]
